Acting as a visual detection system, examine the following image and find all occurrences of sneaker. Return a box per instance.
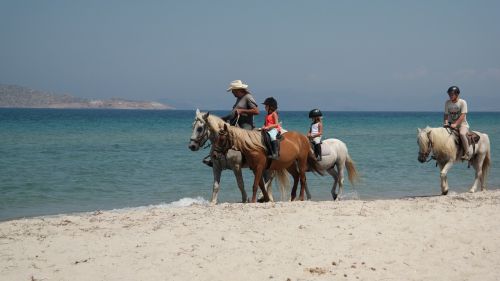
[202,156,213,167]
[461,151,471,161]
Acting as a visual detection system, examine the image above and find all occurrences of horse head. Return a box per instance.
[188,109,211,151]
[213,123,232,159]
[417,127,432,163]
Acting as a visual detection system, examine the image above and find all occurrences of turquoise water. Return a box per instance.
[1,109,499,221]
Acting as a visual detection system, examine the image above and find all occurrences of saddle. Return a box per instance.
[309,142,332,156]
[261,130,283,157]
[448,127,481,159]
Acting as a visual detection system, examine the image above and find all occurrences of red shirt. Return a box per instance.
[264,112,281,132]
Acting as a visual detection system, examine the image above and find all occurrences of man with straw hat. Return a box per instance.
[222,80,260,130]
[203,80,260,167]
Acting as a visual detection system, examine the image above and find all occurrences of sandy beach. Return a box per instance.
[1,190,500,281]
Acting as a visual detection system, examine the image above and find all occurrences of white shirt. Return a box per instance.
[445,98,469,128]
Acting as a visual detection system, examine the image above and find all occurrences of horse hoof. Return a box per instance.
[332,194,338,201]
[441,190,448,195]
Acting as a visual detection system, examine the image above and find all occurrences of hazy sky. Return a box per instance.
[1,1,499,110]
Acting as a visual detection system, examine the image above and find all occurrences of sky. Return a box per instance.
[1,1,499,111]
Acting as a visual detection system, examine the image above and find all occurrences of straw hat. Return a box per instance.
[226,80,249,92]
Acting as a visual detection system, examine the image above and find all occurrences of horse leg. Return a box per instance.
[470,152,486,193]
[298,159,308,201]
[327,166,339,200]
[263,170,274,202]
[252,168,270,203]
[210,163,222,204]
[336,162,345,200]
[287,166,300,201]
[439,161,454,195]
[232,165,247,203]
[305,182,312,200]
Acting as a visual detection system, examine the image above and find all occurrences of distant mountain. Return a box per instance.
[0,84,174,110]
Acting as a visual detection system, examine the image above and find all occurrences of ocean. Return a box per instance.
[1,109,499,221]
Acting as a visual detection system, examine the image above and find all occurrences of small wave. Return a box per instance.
[163,196,209,208]
[107,197,209,214]
[339,190,360,200]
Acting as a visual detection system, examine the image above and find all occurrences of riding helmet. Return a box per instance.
[308,109,323,118]
[447,86,460,95]
[262,97,278,108]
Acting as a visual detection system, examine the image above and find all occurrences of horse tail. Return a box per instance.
[275,169,290,201]
[346,154,360,185]
[307,149,325,176]
[482,142,491,187]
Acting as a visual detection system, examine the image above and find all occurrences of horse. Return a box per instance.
[207,114,324,203]
[188,109,275,204]
[417,126,491,195]
[314,139,359,200]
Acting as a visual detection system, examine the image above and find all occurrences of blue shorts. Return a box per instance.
[267,128,279,141]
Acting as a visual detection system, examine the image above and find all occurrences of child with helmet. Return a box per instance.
[308,109,323,161]
[261,97,281,160]
[444,85,471,160]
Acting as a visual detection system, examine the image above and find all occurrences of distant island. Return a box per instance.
[0,84,174,110]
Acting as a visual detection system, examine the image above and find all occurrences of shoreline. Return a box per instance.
[2,190,500,280]
[2,188,498,223]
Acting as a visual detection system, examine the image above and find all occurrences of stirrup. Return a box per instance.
[202,156,213,167]
[461,152,471,161]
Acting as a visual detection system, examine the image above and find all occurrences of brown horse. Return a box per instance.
[205,113,324,202]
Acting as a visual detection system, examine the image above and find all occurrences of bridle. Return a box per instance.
[418,131,434,163]
[190,118,210,149]
[213,129,232,159]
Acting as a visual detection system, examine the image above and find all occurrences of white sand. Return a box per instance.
[1,190,500,281]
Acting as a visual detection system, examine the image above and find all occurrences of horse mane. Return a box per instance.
[421,126,457,160]
[203,113,266,152]
[204,114,227,133]
[226,125,266,152]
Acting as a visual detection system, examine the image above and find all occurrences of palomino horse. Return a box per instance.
[315,139,359,200]
[417,126,491,195]
[207,114,324,203]
[189,109,274,204]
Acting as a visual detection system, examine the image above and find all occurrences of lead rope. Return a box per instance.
[233,114,241,128]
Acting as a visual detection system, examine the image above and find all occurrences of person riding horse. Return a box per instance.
[444,86,471,160]
[203,80,260,167]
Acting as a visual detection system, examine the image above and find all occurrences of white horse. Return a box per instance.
[417,126,491,195]
[188,109,274,204]
[318,139,360,200]
[265,138,360,200]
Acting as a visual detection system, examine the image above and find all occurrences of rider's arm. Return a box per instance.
[443,114,449,126]
[454,113,466,126]
[237,107,259,116]
[316,122,323,137]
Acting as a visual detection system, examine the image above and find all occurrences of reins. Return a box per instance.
[190,118,210,149]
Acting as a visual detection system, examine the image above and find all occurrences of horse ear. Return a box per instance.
[417,128,421,133]
[223,123,228,131]
[202,112,209,120]
[196,108,200,115]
